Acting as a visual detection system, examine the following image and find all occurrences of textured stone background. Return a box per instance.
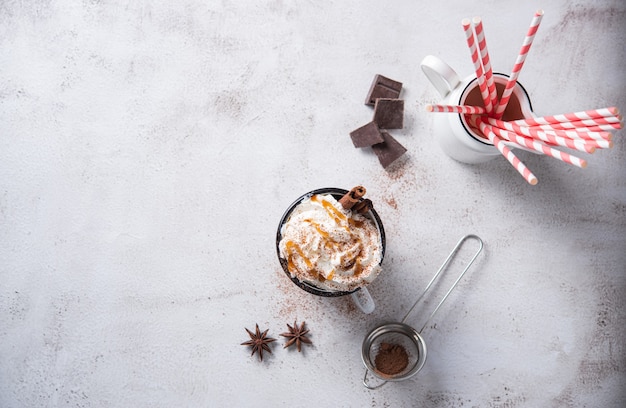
[1,1,625,407]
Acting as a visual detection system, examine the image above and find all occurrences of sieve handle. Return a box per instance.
[362,369,387,389]
[401,234,484,333]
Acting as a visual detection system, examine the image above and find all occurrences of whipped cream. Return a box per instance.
[279,193,383,292]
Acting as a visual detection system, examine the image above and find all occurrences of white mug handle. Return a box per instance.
[420,55,461,98]
[351,287,375,314]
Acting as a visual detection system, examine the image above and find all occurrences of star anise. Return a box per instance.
[241,324,276,361]
[280,320,312,352]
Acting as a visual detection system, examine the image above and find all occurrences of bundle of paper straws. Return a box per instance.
[426,10,622,185]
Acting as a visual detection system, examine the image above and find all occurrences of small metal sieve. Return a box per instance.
[361,234,483,389]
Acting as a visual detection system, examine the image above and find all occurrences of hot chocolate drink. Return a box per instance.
[277,188,384,294]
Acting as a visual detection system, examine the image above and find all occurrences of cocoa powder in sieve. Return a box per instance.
[374,342,409,376]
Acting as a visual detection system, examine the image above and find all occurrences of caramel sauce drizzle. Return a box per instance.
[285,241,312,269]
[312,194,346,225]
[304,219,329,239]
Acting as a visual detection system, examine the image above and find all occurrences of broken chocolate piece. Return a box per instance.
[373,98,404,129]
[372,132,407,168]
[365,74,402,106]
[349,121,384,148]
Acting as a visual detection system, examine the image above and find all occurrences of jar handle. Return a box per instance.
[420,55,461,98]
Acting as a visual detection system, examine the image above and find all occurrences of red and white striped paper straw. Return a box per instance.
[473,114,612,143]
[527,120,622,132]
[569,138,613,149]
[473,17,499,114]
[518,127,597,153]
[535,127,612,142]
[480,116,598,153]
[538,129,613,148]
[471,117,538,185]
[477,118,588,168]
[510,107,620,126]
[426,104,487,114]
[532,130,611,150]
[462,18,493,114]
[494,9,544,119]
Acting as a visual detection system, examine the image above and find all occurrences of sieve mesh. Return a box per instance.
[368,331,420,379]
[362,323,427,382]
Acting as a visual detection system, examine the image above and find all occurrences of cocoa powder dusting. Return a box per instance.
[374,342,409,376]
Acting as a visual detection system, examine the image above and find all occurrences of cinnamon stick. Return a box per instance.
[353,199,373,214]
[339,186,366,210]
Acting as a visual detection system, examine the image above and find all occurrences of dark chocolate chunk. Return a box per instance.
[372,132,407,168]
[365,75,402,106]
[349,121,384,148]
[373,98,404,129]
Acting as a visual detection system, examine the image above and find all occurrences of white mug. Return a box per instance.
[420,55,535,163]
